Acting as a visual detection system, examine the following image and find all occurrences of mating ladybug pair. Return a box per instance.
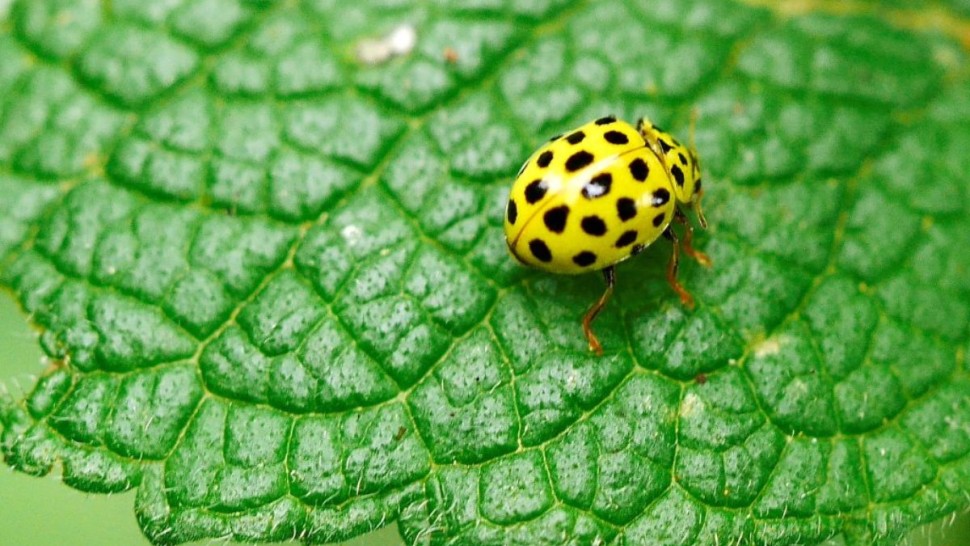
[504,115,711,354]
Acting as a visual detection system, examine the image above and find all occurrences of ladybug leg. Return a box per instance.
[582,266,616,356]
[663,228,695,309]
[674,208,712,267]
[691,186,709,229]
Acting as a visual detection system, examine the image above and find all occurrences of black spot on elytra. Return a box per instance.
[615,230,637,248]
[507,199,517,224]
[604,130,629,145]
[678,152,687,165]
[659,139,673,153]
[629,157,648,181]
[595,115,616,125]
[581,216,607,236]
[653,212,666,227]
[565,150,594,172]
[671,164,685,186]
[652,188,670,207]
[566,131,586,144]
[582,173,612,199]
[616,197,636,221]
[537,150,553,168]
[543,205,569,233]
[548,133,563,142]
[696,178,703,191]
[529,239,552,262]
[525,179,547,204]
[572,251,596,267]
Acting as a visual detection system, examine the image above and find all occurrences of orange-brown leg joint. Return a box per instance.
[675,208,712,268]
[664,229,695,309]
[583,266,616,356]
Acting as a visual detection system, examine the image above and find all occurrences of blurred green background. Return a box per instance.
[1,291,967,544]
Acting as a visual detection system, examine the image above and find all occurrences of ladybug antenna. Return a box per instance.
[689,107,698,152]
[688,107,707,229]
[693,188,708,229]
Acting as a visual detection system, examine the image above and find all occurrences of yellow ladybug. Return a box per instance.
[504,115,711,354]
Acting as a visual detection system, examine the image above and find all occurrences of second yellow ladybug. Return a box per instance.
[504,115,711,354]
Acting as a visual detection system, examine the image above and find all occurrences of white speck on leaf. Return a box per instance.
[753,334,791,358]
[356,24,417,65]
[387,24,417,55]
[341,224,363,245]
[680,392,704,418]
[356,40,392,65]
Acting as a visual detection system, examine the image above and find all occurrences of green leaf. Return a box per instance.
[1,1,969,545]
